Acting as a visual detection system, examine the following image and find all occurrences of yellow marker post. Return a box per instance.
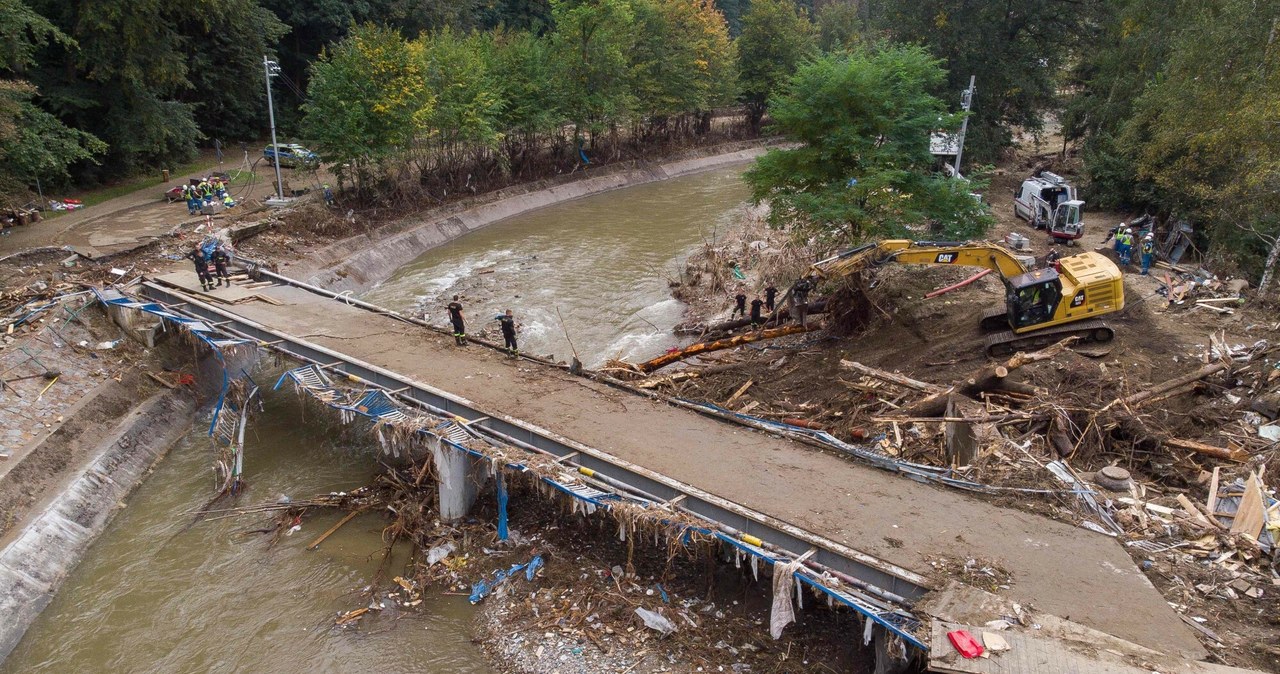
[740,534,763,547]
[578,467,596,478]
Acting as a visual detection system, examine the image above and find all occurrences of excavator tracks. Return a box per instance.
[982,319,1114,358]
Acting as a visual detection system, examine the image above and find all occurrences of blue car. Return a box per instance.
[263,144,319,168]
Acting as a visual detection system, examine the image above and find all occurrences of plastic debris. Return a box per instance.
[634,607,678,636]
[469,554,543,604]
[426,542,456,567]
[948,629,984,659]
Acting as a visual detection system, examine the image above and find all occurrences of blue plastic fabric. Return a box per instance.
[496,472,509,541]
[469,554,543,604]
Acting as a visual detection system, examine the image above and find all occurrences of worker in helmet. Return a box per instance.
[1104,222,1124,246]
[1140,233,1155,275]
[1117,228,1133,266]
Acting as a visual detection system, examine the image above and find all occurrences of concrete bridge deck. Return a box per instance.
[143,269,1206,661]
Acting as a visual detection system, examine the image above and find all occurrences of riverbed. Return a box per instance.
[362,165,751,365]
[0,388,492,674]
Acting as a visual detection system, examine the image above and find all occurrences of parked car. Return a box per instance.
[263,143,319,168]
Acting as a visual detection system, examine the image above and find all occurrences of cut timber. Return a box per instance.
[1229,473,1266,538]
[1105,362,1228,412]
[839,360,943,393]
[1206,467,1221,516]
[1164,437,1249,463]
[635,324,813,373]
[701,299,829,335]
[723,379,754,406]
[904,337,1077,417]
[307,509,363,550]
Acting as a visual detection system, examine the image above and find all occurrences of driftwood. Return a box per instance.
[1104,362,1228,412]
[1164,437,1250,463]
[635,324,814,373]
[903,337,1079,417]
[695,299,830,336]
[839,360,942,393]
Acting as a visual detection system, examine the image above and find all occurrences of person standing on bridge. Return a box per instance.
[447,296,467,346]
[496,309,519,357]
[185,246,214,292]
[210,246,231,287]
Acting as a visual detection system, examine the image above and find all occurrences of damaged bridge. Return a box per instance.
[131,267,1216,669]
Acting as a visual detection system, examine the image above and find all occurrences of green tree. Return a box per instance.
[745,45,993,244]
[736,0,815,130]
[301,24,434,190]
[0,0,103,203]
[629,0,737,133]
[868,0,1102,162]
[547,0,636,142]
[815,0,864,53]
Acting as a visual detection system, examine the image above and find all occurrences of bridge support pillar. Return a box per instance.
[433,440,489,522]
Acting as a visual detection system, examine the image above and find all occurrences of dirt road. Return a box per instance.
[153,271,1207,660]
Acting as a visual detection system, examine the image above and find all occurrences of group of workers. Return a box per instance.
[1103,222,1157,274]
[180,178,236,215]
[729,276,815,328]
[185,242,232,291]
[446,296,520,357]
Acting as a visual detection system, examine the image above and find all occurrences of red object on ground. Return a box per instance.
[947,630,984,659]
[924,268,993,299]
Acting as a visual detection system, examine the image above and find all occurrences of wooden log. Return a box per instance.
[839,360,942,393]
[1104,362,1228,412]
[635,324,814,373]
[904,337,1078,416]
[1164,437,1249,463]
[699,299,830,335]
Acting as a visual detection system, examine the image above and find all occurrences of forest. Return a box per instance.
[1,0,1276,284]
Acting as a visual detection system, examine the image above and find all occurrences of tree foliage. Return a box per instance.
[736,0,815,129]
[746,45,992,244]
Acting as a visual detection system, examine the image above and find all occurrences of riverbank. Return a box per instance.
[0,139,782,669]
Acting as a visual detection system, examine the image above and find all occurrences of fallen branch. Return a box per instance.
[634,324,814,373]
[1163,437,1249,463]
[1103,362,1227,412]
[839,360,943,393]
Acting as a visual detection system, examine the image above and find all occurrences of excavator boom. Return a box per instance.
[811,239,1029,280]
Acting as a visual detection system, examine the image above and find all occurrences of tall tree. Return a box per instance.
[868,0,1102,162]
[736,0,815,130]
[547,0,637,143]
[745,45,993,244]
[629,0,737,131]
[0,0,103,203]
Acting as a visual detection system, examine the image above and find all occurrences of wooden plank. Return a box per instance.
[1229,473,1266,538]
[723,379,754,407]
[1177,494,1212,527]
[1206,467,1220,515]
[839,360,941,392]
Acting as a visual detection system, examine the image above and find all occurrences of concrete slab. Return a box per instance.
[154,270,267,304]
[172,280,1208,660]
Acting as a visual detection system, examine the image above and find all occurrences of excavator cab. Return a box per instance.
[1006,269,1063,329]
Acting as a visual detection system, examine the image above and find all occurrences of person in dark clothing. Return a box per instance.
[185,247,213,291]
[497,309,518,356]
[749,296,764,327]
[446,295,466,346]
[792,276,814,327]
[764,285,777,312]
[731,291,746,318]
[210,247,231,287]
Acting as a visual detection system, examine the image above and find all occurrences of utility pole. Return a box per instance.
[953,75,976,177]
[263,55,285,202]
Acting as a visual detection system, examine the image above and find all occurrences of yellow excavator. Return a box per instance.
[809,239,1125,356]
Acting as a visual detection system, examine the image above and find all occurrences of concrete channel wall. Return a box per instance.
[296,144,771,294]
[0,386,196,661]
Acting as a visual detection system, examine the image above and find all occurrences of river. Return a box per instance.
[3,165,752,672]
[362,165,751,365]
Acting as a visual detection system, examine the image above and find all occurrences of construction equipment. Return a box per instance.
[1013,172,1085,245]
[809,240,1124,356]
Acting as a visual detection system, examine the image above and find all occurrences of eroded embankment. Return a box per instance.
[291,142,773,294]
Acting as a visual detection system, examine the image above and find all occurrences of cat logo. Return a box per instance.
[935,253,958,264]
[1071,290,1086,307]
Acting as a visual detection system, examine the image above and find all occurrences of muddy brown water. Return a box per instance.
[1,390,491,674]
[362,165,752,366]
[3,167,751,672]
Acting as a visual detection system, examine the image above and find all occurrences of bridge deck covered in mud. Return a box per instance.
[140,267,1209,666]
